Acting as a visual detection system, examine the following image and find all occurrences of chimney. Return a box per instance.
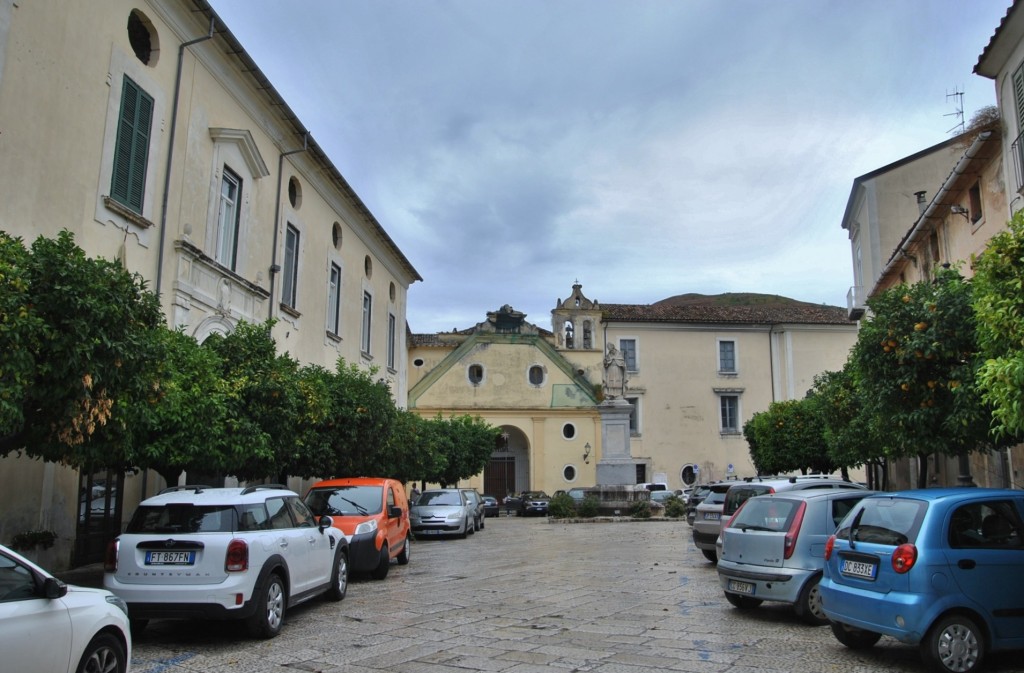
[915,191,927,215]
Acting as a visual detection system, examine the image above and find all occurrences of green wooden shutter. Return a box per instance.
[1014,63,1024,131]
[110,76,153,213]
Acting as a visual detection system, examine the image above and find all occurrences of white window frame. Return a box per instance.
[718,339,737,374]
[215,166,241,270]
[386,312,396,370]
[327,262,341,336]
[361,290,372,354]
[281,224,300,310]
[719,394,741,434]
[619,338,638,373]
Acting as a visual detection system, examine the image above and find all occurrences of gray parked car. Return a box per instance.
[695,476,867,564]
[460,488,486,531]
[410,489,475,539]
[716,488,874,624]
[691,482,735,562]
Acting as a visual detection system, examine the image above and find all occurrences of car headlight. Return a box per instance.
[446,512,461,521]
[354,519,379,536]
[106,594,129,617]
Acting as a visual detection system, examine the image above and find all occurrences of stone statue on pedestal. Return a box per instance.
[603,343,627,399]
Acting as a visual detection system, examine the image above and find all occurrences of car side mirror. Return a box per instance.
[388,505,402,518]
[43,577,68,599]
[318,515,334,532]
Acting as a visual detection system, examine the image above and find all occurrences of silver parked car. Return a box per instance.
[692,482,734,562]
[410,489,475,538]
[460,488,486,531]
[717,488,873,624]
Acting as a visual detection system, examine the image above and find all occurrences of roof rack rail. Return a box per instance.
[240,484,289,495]
[158,485,214,494]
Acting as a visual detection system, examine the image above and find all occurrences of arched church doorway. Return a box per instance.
[484,425,529,499]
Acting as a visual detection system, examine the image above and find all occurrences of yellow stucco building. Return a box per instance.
[410,284,859,498]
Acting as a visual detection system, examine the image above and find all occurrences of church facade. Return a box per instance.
[408,284,859,497]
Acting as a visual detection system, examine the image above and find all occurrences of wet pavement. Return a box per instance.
[93,515,1024,673]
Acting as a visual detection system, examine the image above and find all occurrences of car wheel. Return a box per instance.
[325,548,349,600]
[701,548,718,563]
[460,520,469,539]
[724,591,763,610]
[480,515,485,530]
[247,573,286,639]
[830,621,882,650]
[921,614,984,673]
[795,575,828,626]
[371,544,391,580]
[75,632,127,673]
[467,517,476,535]
[397,534,411,565]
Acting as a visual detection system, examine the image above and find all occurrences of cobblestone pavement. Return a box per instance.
[125,515,1024,673]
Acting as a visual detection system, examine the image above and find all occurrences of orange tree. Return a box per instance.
[850,267,990,486]
[0,230,164,469]
[743,398,834,476]
[972,209,1024,441]
[808,367,883,486]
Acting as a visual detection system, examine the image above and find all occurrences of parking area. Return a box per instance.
[120,515,1023,673]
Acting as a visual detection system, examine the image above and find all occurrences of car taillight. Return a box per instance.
[891,543,917,573]
[824,534,835,561]
[783,501,807,559]
[226,539,249,572]
[103,539,119,572]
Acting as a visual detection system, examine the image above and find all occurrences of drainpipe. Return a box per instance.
[768,323,777,403]
[268,135,309,321]
[155,17,215,298]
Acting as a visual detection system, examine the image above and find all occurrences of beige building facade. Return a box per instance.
[0,1,419,568]
[410,285,858,497]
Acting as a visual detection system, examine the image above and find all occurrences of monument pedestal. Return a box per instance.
[595,398,635,485]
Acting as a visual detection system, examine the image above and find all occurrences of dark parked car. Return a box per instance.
[517,491,551,516]
[482,495,500,518]
[685,484,712,525]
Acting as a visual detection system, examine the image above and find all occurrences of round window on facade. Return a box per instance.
[528,365,545,385]
[468,364,484,385]
[332,222,343,249]
[681,464,698,486]
[364,255,373,279]
[127,10,159,66]
[562,423,576,440]
[389,282,396,302]
[563,465,577,482]
[288,176,302,209]
[413,358,424,367]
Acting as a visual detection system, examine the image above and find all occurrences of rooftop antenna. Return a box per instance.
[946,87,965,135]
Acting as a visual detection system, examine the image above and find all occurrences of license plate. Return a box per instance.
[145,550,195,565]
[728,579,755,595]
[704,512,720,520]
[841,558,877,579]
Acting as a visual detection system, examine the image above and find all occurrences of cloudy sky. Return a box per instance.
[209,0,1011,334]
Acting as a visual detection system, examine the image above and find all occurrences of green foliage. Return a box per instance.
[744,398,832,475]
[547,492,576,518]
[972,209,1024,440]
[809,367,875,471]
[849,268,990,482]
[577,496,600,517]
[663,495,686,518]
[0,230,163,468]
[629,499,652,519]
[421,414,500,486]
[9,529,57,551]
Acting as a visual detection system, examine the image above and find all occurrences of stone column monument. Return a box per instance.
[596,344,635,485]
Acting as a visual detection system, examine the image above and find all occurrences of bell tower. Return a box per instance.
[552,282,601,352]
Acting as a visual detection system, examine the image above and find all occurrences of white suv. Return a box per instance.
[104,484,348,638]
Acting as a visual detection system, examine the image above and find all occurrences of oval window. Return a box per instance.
[468,364,484,384]
[563,465,577,482]
[562,423,576,440]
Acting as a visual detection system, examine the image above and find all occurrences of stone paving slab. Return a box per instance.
[124,516,1024,673]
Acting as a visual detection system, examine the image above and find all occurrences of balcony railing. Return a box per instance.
[847,286,865,321]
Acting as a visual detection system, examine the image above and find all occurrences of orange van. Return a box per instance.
[303,477,411,579]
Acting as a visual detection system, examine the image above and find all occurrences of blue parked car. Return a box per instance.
[819,488,1024,673]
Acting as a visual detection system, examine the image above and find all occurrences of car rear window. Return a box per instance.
[835,498,926,545]
[704,488,729,505]
[418,491,463,506]
[127,504,243,534]
[305,485,384,517]
[723,485,773,515]
[732,497,799,531]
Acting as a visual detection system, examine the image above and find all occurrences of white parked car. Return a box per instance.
[0,542,131,673]
[104,484,348,638]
